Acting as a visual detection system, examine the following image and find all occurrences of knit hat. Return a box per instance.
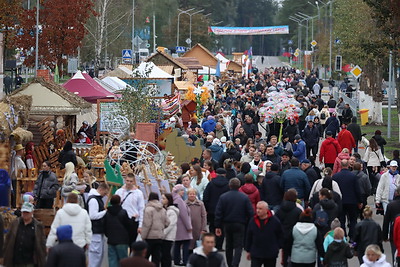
[57,225,73,242]
[330,218,341,230]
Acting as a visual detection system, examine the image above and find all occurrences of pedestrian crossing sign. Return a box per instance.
[122,49,132,59]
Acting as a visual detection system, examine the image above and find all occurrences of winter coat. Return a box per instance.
[242,122,257,139]
[58,149,77,169]
[208,144,224,162]
[186,199,207,249]
[292,140,306,162]
[202,119,216,133]
[360,254,391,267]
[46,203,92,248]
[4,217,46,267]
[219,148,241,167]
[347,118,362,142]
[302,126,320,147]
[103,205,131,245]
[304,166,319,189]
[337,129,356,152]
[375,170,400,204]
[290,222,324,264]
[333,152,350,174]
[312,199,338,235]
[203,175,229,215]
[260,171,283,206]
[354,218,383,258]
[173,195,193,241]
[164,205,179,241]
[141,200,170,240]
[373,135,387,149]
[245,212,283,259]
[323,241,353,267]
[33,170,59,199]
[352,170,372,196]
[275,201,302,252]
[325,117,340,136]
[342,108,353,124]
[281,167,311,200]
[225,168,236,180]
[239,183,261,212]
[190,176,209,200]
[393,216,400,253]
[45,239,85,267]
[383,196,400,241]
[215,190,254,228]
[187,246,226,267]
[309,178,342,200]
[336,102,345,116]
[284,123,300,143]
[363,148,385,167]
[319,108,330,124]
[319,137,341,164]
[333,169,361,205]
[61,173,78,198]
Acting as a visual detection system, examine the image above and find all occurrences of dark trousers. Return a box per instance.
[359,194,369,220]
[128,219,138,250]
[306,145,318,158]
[325,163,334,169]
[161,240,173,267]
[224,222,245,267]
[251,257,276,267]
[367,166,380,193]
[174,240,190,265]
[208,213,224,250]
[292,263,316,267]
[36,198,54,209]
[339,203,358,239]
[145,239,162,267]
[11,179,16,207]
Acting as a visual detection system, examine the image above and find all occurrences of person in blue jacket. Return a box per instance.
[292,134,306,162]
[201,116,216,134]
[280,158,311,205]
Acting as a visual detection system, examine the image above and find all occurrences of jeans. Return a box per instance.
[146,239,163,267]
[161,240,173,267]
[174,240,190,265]
[251,257,277,267]
[208,213,224,250]
[108,244,128,267]
[224,222,245,267]
[88,234,104,267]
[339,204,358,239]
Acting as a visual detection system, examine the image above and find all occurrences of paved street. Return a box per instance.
[253,56,290,70]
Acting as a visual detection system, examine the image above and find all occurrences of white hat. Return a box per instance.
[220,136,227,143]
[21,202,34,213]
[390,161,398,167]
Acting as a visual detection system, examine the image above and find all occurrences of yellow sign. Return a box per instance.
[350,65,362,78]
[311,40,317,47]
[294,51,299,57]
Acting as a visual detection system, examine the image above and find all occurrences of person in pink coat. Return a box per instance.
[333,148,350,174]
[239,174,261,212]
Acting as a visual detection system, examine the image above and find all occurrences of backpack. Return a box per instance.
[314,206,329,228]
[320,112,326,120]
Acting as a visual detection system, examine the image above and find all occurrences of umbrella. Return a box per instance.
[282,52,291,57]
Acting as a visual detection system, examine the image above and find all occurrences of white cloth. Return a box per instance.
[164,206,179,241]
[46,203,92,248]
[363,148,384,167]
[190,177,209,200]
[88,234,104,267]
[308,178,342,200]
[375,171,400,204]
[14,155,26,177]
[88,190,106,220]
[115,187,145,227]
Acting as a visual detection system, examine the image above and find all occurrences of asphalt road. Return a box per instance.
[253,56,290,70]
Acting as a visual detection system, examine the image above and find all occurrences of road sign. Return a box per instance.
[186,38,192,45]
[176,46,186,53]
[310,40,317,47]
[122,49,132,59]
[145,43,151,48]
[288,40,293,45]
[294,51,299,57]
[295,48,300,53]
[350,65,362,78]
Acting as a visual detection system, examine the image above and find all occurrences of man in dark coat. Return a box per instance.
[382,187,400,263]
[341,104,353,125]
[332,159,362,239]
[187,233,226,267]
[245,201,283,267]
[260,164,283,212]
[203,168,229,250]
[301,159,319,189]
[45,225,86,267]
[347,117,362,153]
[302,120,320,158]
[215,178,254,267]
[242,117,257,139]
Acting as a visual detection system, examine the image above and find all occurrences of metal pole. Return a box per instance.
[34,0,39,77]
[329,0,333,77]
[388,51,392,138]
[177,13,181,47]
[28,0,30,9]
[132,0,135,63]
[189,14,192,45]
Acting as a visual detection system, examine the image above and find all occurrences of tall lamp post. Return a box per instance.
[188,9,204,46]
[176,8,195,47]
[34,0,39,77]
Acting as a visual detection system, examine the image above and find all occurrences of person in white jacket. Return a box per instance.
[189,165,209,200]
[161,193,179,267]
[375,161,400,213]
[46,192,92,249]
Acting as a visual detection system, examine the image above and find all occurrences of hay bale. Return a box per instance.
[11,127,33,143]
[0,95,32,136]
[0,207,17,232]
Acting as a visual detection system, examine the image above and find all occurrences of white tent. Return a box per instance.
[133,62,174,79]
[215,53,229,72]
[100,77,131,92]
[198,66,216,75]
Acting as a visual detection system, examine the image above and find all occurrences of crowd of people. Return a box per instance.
[1,67,399,267]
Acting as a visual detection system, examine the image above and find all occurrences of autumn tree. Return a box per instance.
[0,0,23,59]
[15,0,94,69]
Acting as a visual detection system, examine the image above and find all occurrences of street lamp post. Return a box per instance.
[132,0,135,63]
[176,8,195,47]
[188,9,204,46]
[35,0,39,77]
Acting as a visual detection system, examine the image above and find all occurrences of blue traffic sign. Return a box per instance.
[122,49,132,59]
[288,40,293,45]
[176,46,186,53]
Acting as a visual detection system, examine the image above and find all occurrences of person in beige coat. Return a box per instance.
[375,161,400,213]
[185,188,207,251]
[141,192,170,267]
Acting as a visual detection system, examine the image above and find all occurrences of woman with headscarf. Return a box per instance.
[25,142,36,169]
[172,184,193,266]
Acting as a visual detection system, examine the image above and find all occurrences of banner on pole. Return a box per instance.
[208,26,289,35]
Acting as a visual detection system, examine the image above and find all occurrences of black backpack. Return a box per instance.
[320,112,326,120]
[314,206,329,228]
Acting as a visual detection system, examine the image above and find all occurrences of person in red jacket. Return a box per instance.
[393,215,400,264]
[319,131,342,169]
[239,174,261,212]
[337,124,355,153]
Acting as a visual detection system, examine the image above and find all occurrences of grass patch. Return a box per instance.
[360,108,399,158]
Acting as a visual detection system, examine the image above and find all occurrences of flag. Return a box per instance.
[248,46,253,77]
[215,59,221,78]
[54,64,60,83]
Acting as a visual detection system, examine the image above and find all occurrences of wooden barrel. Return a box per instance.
[33,209,55,236]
